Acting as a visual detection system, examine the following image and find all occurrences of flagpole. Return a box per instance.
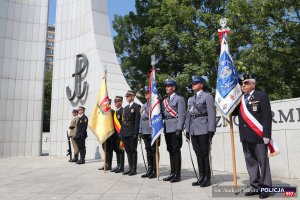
[104,141,107,174]
[156,139,159,180]
[229,114,237,192]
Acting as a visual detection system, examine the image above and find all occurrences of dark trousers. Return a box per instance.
[122,136,138,154]
[191,134,210,178]
[142,134,160,170]
[242,141,272,189]
[102,133,124,166]
[165,132,182,174]
[75,137,86,160]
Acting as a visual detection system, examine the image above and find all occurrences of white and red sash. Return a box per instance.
[163,98,177,117]
[240,97,279,157]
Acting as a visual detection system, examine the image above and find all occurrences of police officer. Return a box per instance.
[120,91,141,176]
[139,86,160,179]
[68,109,80,162]
[75,106,88,164]
[111,96,125,173]
[162,79,186,183]
[185,75,216,187]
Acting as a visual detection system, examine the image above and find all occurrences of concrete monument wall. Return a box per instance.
[49,0,131,158]
[0,0,48,157]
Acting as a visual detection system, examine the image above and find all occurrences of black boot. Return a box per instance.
[192,156,204,186]
[129,152,137,176]
[123,153,132,175]
[200,156,211,187]
[77,149,85,164]
[148,151,158,179]
[115,151,124,173]
[111,152,120,172]
[69,154,78,162]
[141,154,153,178]
[163,153,175,181]
[106,151,113,170]
[170,152,181,183]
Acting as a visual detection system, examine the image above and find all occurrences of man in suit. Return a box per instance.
[162,79,186,183]
[139,86,160,179]
[232,75,272,199]
[185,75,216,187]
[68,109,80,162]
[75,106,88,165]
[120,91,141,176]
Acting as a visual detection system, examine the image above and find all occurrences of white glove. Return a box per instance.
[263,137,270,144]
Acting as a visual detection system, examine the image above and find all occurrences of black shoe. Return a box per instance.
[115,167,124,173]
[98,166,105,170]
[106,165,112,170]
[245,191,260,196]
[170,172,181,183]
[259,192,270,199]
[77,160,85,165]
[163,173,175,181]
[192,181,200,186]
[69,157,78,162]
[148,171,157,179]
[122,168,132,175]
[111,165,120,172]
[129,170,137,176]
[200,177,211,187]
[141,173,149,178]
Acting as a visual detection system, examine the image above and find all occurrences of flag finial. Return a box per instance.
[219,18,227,29]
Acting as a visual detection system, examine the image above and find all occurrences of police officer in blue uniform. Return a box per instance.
[162,79,186,183]
[75,106,88,164]
[120,91,141,176]
[185,76,216,187]
[139,86,160,179]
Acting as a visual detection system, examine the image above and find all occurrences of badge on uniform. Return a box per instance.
[80,120,82,123]
[252,104,258,112]
[117,115,120,119]
[131,109,134,113]
[84,119,87,123]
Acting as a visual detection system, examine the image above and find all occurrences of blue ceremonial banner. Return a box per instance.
[150,69,164,146]
[215,24,242,117]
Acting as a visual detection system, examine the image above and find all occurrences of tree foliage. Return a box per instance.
[113,0,300,101]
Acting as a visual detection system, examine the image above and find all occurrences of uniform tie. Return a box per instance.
[244,93,250,104]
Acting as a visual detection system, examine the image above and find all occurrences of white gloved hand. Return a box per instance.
[263,137,270,144]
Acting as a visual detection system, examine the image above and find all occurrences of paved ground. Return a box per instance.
[0,157,299,200]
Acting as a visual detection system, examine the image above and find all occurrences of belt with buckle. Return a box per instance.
[191,113,208,119]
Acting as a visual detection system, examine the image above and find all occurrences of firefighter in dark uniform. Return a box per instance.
[111,96,125,173]
[120,91,141,176]
[139,86,160,179]
[75,106,88,164]
[185,76,216,187]
[162,79,186,183]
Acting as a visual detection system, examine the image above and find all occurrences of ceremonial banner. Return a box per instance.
[149,69,164,146]
[215,20,242,117]
[89,73,114,144]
